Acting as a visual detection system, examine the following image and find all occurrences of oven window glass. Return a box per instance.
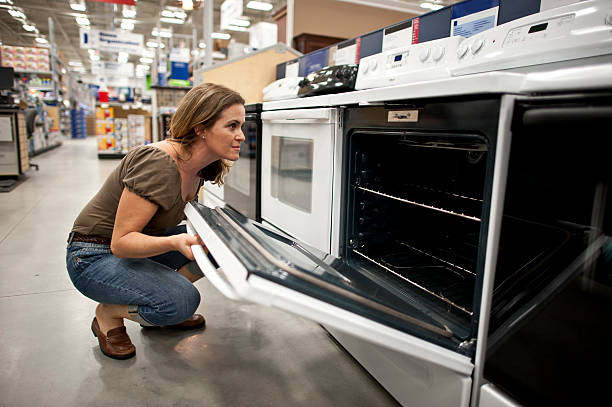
[270,136,313,213]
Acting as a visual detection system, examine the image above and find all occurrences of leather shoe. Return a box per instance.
[141,314,206,330]
[91,317,136,360]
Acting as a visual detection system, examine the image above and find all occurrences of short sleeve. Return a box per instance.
[121,147,181,210]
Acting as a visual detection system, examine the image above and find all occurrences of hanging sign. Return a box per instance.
[80,28,143,54]
[220,0,243,30]
[91,61,134,77]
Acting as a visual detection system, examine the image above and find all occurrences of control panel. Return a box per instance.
[263,77,303,102]
[452,0,612,76]
[297,64,359,98]
[355,36,464,91]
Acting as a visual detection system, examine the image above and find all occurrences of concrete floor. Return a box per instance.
[0,137,399,407]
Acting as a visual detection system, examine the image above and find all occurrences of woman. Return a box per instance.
[66,83,246,360]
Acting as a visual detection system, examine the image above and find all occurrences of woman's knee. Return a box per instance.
[151,282,201,325]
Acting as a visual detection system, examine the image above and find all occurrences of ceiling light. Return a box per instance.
[211,32,231,40]
[121,19,135,30]
[198,41,207,49]
[161,10,174,18]
[76,15,90,26]
[140,57,153,64]
[173,10,187,19]
[152,29,172,38]
[69,2,86,12]
[430,4,444,10]
[182,0,194,11]
[226,25,248,32]
[8,9,26,19]
[69,61,83,66]
[160,17,183,24]
[122,6,136,18]
[420,2,443,10]
[118,53,129,63]
[230,18,250,27]
[89,54,100,61]
[146,41,165,48]
[88,49,96,54]
[35,37,48,44]
[246,1,273,11]
[22,23,35,31]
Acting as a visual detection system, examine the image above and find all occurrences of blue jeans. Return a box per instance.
[66,225,202,326]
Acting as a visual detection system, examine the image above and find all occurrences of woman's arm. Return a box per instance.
[110,187,200,259]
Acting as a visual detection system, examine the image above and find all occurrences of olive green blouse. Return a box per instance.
[71,145,196,238]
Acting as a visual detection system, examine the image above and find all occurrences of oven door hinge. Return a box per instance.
[459,338,476,353]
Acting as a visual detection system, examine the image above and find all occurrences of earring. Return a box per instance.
[201,135,206,140]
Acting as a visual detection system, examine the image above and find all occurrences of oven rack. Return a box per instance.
[357,186,481,222]
[352,244,475,317]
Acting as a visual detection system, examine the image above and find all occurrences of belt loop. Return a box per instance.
[67,231,75,244]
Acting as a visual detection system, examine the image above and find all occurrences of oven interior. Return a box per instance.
[345,130,491,351]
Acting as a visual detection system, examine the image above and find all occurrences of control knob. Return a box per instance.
[419,48,431,62]
[470,39,484,54]
[432,46,445,62]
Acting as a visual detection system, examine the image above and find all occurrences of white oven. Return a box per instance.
[260,107,341,254]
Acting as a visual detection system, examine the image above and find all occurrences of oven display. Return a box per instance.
[394,54,403,62]
[528,22,548,34]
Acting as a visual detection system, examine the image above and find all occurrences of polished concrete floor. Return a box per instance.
[0,137,399,407]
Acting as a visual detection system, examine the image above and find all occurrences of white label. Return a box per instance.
[451,7,499,38]
[335,43,358,65]
[383,24,413,51]
[285,60,299,78]
[388,110,419,122]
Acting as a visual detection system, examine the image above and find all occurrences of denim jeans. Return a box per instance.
[66,225,202,326]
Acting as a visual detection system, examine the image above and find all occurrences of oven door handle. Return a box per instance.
[186,221,240,301]
[522,106,612,127]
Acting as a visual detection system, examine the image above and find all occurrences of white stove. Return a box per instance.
[262,76,303,102]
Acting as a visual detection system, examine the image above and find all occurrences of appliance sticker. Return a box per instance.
[334,39,358,65]
[451,0,500,38]
[388,110,419,122]
[383,20,414,51]
[285,60,299,78]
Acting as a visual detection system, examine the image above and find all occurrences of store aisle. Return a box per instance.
[0,137,399,407]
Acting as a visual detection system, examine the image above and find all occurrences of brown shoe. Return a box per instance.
[91,317,136,360]
[141,314,206,330]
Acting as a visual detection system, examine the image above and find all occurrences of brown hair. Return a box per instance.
[167,83,245,185]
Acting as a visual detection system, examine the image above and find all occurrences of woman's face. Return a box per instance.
[204,103,246,161]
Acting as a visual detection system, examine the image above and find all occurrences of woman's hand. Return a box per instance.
[173,233,207,261]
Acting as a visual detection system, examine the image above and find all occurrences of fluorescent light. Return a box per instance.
[76,15,90,26]
[146,41,165,48]
[198,41,207,49]
[246,1,273,11]
[226,25,248,32]
[8,9,26,19]
[420,2,444,10]
[152,29,172,38]
[211,32,231,40]
[121,19,135,30]
[122,6,136,18]
[173,10,187,19]
[22,23,35,31]
[69,61,83,66]
[140,57,153,64]
[35,37,48,44]
[160,17,183,24]
[70,2,86,12]
[182,0,193,11]
[89,54,100,61]
[230,18,250,27]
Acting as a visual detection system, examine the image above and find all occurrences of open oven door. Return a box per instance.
[185,201,473,376]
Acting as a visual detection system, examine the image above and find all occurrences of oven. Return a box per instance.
[259,107,341,254]
[479,92,612,407]
[204,103,262,222]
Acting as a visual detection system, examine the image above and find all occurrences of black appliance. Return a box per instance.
[222,103,262,222]
[482,93,612,406]
[341,97,501,354]
[298,64,359,98]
